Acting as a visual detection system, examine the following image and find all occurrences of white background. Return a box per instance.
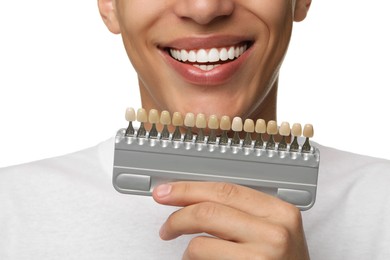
[1,0,389,168]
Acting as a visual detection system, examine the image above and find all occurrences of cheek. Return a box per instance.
[248,0,293,30]
[255,0,294,59]
[115,1,164,77]
[116,0,165,41]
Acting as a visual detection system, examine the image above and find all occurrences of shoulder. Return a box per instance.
[303,143,390,259]
[0,138,115,194]
[311,142,390,211]
[317,143,390,190]
[0,137,185,259]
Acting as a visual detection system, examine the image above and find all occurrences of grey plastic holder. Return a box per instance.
[113,129,320,210]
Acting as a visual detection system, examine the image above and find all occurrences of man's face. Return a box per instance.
[105,0,308,119]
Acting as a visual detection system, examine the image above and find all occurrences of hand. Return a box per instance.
[152,182,310,260]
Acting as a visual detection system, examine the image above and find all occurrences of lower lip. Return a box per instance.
[161,47,252,86]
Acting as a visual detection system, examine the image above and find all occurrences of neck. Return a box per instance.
[247,78,278,123]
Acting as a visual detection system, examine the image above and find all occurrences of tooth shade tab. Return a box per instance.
[125,107,136,122]
[172,113,183,141]
[279,122,291,136]
[169,43,248,64]
[208,115,219,130]
[267,120,278,135]
[232,117,243,132]
[172,112,184,126]
[196,113,207,128]
[160,110,171,125]
[292,123,302,137]
[148,109,159,124]
[137,108,147,123]
[303,124,314,138]
[184,113,195,127]
[220,116,231,131]
[244,119,255,133]
[255,119,266,134]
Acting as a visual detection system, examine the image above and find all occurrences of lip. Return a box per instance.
[158,36,254,86]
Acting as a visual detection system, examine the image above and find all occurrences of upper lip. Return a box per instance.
[159,35,254,50]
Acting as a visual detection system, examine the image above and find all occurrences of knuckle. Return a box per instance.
[192,202,218,221]
[185,237,205,259]
[281,203,303,230]
[270,225,291,248]
[215,182,239,204]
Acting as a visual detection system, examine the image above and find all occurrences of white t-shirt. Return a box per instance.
[1,138,390,259]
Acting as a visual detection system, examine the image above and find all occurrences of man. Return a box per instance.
[99,0,311,258]
[1,0,389,259]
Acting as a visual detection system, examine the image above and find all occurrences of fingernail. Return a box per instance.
[155,184,172,198]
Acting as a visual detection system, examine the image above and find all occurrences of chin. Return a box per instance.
[169,99,247,119]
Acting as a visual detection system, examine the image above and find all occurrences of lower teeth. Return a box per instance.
[193,64,221,71]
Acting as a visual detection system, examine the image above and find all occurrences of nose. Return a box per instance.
[173,0,235,25]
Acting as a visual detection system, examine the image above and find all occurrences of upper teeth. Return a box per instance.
[170,45,248,63]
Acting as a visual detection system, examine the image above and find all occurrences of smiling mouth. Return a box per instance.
[167,42,251,71]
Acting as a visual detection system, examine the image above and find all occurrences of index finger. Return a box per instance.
[152,181,293,218]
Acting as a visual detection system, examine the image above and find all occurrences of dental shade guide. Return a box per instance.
[113,108,320,210]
